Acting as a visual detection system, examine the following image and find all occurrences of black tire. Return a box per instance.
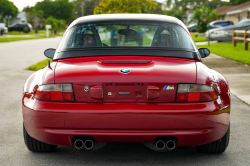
[23,124,57,152]
[196,124,230,154]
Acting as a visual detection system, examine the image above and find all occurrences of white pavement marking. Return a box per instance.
[195,41,218,45]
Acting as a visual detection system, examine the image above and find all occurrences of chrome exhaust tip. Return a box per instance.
[74,139,84,150]
[83,140,94,150]
[166,140,176,150]
[155,140,166,150]
[144,137,177,152]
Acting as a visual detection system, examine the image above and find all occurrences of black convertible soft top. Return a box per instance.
[53,14,200,60]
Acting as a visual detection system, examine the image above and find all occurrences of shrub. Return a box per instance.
[35,28,39,33]
[23,27,29,33]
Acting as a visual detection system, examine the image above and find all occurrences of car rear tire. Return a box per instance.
[196,124,230,154]
[23,124,57,152]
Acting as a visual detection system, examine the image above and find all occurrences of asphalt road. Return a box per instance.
[0,38,250,165]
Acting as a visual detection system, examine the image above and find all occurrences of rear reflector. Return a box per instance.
[176,84,217,102]
[35,84,74,102]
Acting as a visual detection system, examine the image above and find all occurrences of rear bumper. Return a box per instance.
[22,93,230,147]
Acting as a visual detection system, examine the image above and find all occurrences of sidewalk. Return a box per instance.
[196,41,218,45]
[203,53,250,105]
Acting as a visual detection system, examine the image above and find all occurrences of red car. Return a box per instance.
[22,14,230,154]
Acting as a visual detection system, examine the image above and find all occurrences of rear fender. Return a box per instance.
[23,61,57,93]
[196,61,229,95]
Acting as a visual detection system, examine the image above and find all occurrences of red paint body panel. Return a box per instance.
[23,56,231,147]
[55,56,196,103]
[55,56,196,84]
[24,61,57,93]
[196,61,230,95]
[23,93,230,146]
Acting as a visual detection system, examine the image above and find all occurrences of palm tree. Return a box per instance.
[165,0,180,10]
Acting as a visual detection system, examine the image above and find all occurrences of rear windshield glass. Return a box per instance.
[58,22,195,51]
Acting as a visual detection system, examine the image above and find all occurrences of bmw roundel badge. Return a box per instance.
[84,85,89,92]
[120,68,131,74]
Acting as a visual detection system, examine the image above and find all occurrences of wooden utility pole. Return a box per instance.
[81,2,85,16]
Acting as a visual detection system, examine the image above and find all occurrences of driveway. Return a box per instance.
[203,53,250,104]
[0,38,250,165]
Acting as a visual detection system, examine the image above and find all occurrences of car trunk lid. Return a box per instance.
[55,56,197,103]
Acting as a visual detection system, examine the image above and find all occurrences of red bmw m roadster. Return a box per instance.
[22,14,230,153]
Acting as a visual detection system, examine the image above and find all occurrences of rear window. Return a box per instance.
[58,22,195,51]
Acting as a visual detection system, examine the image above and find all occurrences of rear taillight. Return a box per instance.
[35,84,74,102]
[176,84,217,102]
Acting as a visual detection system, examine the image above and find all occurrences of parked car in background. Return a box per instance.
[188,20,233,33]
[209,20,234,29]
[205,19,250,42]
[8,23,32,32]
[0,23,8,35]
[0,27,8,35]
[187,23,197,32]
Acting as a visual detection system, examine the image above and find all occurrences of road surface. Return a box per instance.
[0,38,250,165]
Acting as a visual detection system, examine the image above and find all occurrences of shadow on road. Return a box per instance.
[25,142,233,165]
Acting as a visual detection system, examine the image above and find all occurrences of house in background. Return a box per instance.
[9,12,27,26]
[186,10,194,26]
[216,1,250,24]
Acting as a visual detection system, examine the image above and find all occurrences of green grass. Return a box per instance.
[198,42,250,65]
[27,59,52,71]
[7,30,46,35]
[143,34,152,45]
[0,35,61,43]
[0,30,64,43]
[191,34,207,42]
[0,36,50,42]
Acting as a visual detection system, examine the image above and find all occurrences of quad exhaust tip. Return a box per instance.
[74,139,84,150]
[74,139,94,150]
[156,140,166,150]
[166,140,176,150]
[84,140,94,150]
[155,139,177,151]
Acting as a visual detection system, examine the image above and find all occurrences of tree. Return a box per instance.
[165,9,185,21]
[163,0,225,24]
[209,0,229,9]
[230,0,249,5]
[165,0,181,10]
[72,0,100,17]
[0,0,18,22]
[165,0,227,11]
[57,19,66,34]
[150,2,164,14]
[35,0,75,21]
[23,6,45,29]
[45,16,65,35]
[94,0,157,14]
[23,6,34,13]
[189,6,220,32]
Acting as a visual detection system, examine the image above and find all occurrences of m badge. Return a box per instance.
[163,85,174,90]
